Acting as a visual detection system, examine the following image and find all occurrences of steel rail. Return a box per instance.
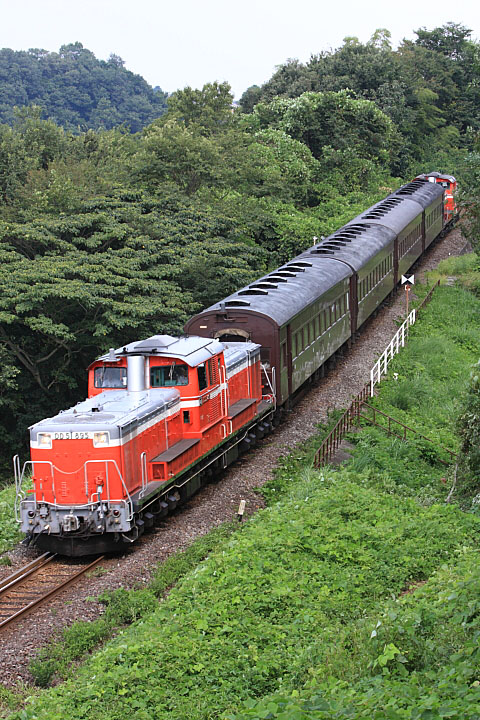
[0,552,55,594]
[0,554,105,631]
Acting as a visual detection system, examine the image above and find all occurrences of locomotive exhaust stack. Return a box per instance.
[126,355,146,393]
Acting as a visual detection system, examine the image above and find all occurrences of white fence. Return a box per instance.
[370,309,416,396]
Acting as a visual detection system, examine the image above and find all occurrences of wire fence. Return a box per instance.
[313,280,448,468]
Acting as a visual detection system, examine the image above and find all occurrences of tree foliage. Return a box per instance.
[458,359,480,487]
[240,24,480,170]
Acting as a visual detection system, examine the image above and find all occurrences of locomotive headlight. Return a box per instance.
[38,433,52,448]
[93,431,110,447]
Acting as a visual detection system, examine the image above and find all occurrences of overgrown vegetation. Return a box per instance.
[0,482,22,554]
[14,474,480,720]
[27,523,236,687]
[457,358,480,494]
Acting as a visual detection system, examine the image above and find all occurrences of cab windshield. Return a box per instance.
[94,366,127,388]
[150,364,189,387]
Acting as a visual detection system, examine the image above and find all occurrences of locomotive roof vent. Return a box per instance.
[363,198,402,219]
[382,198,402,206]
[311,248,335,255]
[348,223,372,231]
[272,270,297,277]
[362,211,386,219]
[288,261,312,267]
[321,243,343,250]
[224,299,251,307]
[396,181,424,195]
[285,263,306,271]
[330,234,353,242]
[334,230,357,237]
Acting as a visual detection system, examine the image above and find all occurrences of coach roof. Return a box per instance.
[195,256,351,327]
[348,194,423,234]
[392,179,444,208]
[298,222,395,271]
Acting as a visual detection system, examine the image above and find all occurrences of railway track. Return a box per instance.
[0,552,105,631]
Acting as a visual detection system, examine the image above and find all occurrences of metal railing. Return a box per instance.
[15,457,133,522]
[314,280,446,468]
[416,279,440,312]
[357,402,457,465]
[313,384,369,467]
[370,310,415,396]
[369,280,441,397]
[314,395,457,468]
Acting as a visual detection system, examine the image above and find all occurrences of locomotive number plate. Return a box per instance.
[54,432,89,440]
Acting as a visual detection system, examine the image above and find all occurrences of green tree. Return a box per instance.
[134,120,222,195]
[459,151,480,253]
[251,90,395,186]
[167,81,234,135]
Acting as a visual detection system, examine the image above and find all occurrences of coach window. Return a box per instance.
[281,342,287,368]
[197,364,208,391]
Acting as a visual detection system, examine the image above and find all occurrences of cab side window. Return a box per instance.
[197,364,208,391]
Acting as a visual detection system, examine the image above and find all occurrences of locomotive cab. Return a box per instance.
[415,172,458,226]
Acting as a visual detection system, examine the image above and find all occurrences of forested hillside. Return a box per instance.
[240,23,480,174]
[0,43,167,131]
[0,23,479,470]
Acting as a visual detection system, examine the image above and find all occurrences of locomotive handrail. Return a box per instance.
[261,364,277,408]
[13,455,27,523]
[84,459,133,521]
[15,460,56,520]
[139,452,148,499]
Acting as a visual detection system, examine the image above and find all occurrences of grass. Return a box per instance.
[26,522,237,688]
[0,482,22,556]
[425,252,480,295]
[13,471,480,720]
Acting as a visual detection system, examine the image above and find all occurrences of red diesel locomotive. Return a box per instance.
[15,335,274,555]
